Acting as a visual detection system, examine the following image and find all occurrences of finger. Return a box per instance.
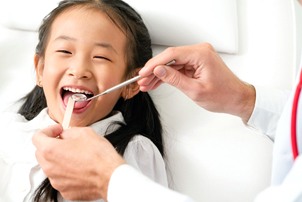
[59,127,76,140]
[44,124,63,137]
[153,65,195,93]
[32,124,63,147]
[138,75,163,91]
[137,74,156,87]
[139,63,185,91]
[139,47,180,78]
[59,127,87,140]
[139,58,172,77]
[34,147,48,168]
[139,80,163,92]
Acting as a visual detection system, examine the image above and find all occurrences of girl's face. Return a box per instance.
[35,6,136,126]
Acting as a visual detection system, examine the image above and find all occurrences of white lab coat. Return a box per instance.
[107,66,302,202]
[0,109,168,201]
[246,85,302,201]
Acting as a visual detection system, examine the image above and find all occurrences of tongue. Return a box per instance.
[63,92,89,109]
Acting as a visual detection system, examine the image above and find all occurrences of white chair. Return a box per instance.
[0,0,301,201]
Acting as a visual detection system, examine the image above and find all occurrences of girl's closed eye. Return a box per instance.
[93,55,111,62]
[57,49,72,54]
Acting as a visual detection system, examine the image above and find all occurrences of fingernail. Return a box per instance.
[155,66,166,78]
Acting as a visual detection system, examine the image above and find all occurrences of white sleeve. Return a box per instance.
[107,164,195,202]
[254,155,302,202]
[123,135,168,186]
[247,86,290,140]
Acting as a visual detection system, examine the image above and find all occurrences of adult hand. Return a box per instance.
[32,124,125,201]
[138,43,255,122]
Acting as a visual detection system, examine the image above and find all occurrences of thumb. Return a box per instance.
[154,65,192,92]
[43,124,63,138]
[32,124,63,148]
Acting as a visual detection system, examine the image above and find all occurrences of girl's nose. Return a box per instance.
[67,61,93,80]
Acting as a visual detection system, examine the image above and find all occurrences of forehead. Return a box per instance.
[49,5,127,49]
[52,6,122,34]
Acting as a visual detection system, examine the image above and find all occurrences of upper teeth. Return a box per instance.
[63,87,93,95]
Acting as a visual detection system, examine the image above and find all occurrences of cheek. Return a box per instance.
[93,92,122,117]
[42,60,65,82]
[96,70,125,90]
[44,57,59,71]
[102,91,122,107]
[41,63,64,101]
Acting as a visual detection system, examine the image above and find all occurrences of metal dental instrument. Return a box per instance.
[72,59,176,102]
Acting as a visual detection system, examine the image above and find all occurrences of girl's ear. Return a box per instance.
[34,54,44,87]
[121,69,141,100]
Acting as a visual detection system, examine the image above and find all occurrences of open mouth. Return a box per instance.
[61,87,94,110]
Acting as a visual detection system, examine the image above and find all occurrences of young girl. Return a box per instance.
[0,0,167,201]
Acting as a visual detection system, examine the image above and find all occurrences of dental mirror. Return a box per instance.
[71,93,87,102]
[71,59,176,102]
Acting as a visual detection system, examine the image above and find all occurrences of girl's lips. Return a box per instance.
[61,85,95,112]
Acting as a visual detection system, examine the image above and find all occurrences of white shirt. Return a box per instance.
[0,108,168,201]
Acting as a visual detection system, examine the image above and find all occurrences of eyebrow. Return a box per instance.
[95,42,118,54]
[54,35,76,42]
[54,35,118,54]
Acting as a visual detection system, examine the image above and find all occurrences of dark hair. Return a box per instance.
[17,0,163,201]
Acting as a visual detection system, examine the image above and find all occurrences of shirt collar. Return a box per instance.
[24,108,125,136]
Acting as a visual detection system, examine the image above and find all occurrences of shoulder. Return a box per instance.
[123,135,163,166]
[125,135,163,159]
[0,111,28,150]
[123,135,168,186]
[127,135,157,150]
[0,111,27,126]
